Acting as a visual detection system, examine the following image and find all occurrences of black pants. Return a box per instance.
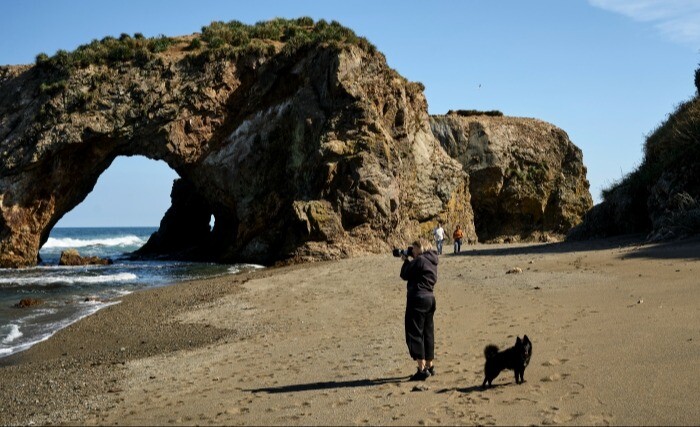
[405,294,436,360]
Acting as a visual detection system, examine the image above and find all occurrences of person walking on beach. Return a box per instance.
[399,239,438,381]
[452,224,464,254]
[433,223,445,255]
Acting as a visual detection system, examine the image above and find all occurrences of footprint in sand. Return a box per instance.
[540,373,562,382]
[541,358,569,367]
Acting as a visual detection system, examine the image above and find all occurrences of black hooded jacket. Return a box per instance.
[400,250,439,298]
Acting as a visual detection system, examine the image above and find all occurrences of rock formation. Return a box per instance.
[431,112,592,242]
[0,20,477,267]
[569,83,700,242]
[58,248,112,266]
[0,19,596,268]
[13,298,43,308]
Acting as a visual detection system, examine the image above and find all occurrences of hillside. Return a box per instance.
[569,67,700,241]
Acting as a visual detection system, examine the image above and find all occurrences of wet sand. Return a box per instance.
[1,235,699,425]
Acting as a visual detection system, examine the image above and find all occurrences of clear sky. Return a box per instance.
[2,0,699,227]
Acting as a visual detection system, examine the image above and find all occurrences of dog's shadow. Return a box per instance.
[436,382,511,395]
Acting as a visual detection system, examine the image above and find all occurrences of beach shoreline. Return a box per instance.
[1,236,699,425]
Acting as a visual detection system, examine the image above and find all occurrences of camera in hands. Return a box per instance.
[392,246,414,258]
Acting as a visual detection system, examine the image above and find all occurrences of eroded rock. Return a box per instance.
[59,249,112,266]
[431,113,592,242]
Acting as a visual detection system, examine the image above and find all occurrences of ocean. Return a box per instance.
[0,227,263,358]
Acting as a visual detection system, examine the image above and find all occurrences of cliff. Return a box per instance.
[0,19,597,268]
[0,19,477,267]
[430,112,592,242]
[569,72,700,242]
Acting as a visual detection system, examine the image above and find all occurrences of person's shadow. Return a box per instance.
[246,376,408,394]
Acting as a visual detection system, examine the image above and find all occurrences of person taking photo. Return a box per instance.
[399,238,439,381]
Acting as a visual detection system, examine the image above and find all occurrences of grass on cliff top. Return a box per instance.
[446,109,504,117]
[34,17,377,76]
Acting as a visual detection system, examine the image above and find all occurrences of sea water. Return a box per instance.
[0,227,263,358]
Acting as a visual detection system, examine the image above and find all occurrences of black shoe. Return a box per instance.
[409,368,430,381]
[427,366,435,376]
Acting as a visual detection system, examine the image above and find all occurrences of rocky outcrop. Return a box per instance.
[13,298,43,308]
[431,113,592,242]
[58,249,112,266]
[569,89,700,241]
[0,20,477,267]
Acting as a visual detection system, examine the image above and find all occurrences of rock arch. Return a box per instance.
[0,41,476,268]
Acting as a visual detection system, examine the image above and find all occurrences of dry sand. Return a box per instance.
[1,235,699,425]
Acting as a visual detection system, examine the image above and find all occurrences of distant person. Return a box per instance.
[399,239,439,381]
[433,223,445,255]
[453,224,464,254]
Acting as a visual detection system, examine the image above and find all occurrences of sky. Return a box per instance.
[2,0,699,227]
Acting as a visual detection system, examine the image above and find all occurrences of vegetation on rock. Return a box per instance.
[447,109,504,117]
[33,17,376,76]
[569,65,700,240]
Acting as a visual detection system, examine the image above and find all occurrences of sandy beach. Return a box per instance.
[1,235,699,426]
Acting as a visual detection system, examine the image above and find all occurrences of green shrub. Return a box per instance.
[186,38,202,50]
[35,32,176,75]
[35,53,49,65]
[148,35,174,53]
[34,18,376,78]
[39,79,67,95]
[199,17,376,59]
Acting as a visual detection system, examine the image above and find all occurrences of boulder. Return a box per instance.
[14,298,43,308]
[59,249,112,266]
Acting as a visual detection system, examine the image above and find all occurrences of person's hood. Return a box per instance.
[421,249,439,266]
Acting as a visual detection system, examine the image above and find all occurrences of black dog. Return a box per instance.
[482,335,532,388]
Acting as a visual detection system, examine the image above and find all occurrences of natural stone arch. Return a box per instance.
[0,38,476,268]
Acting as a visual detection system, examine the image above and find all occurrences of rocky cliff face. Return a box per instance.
[569,89,700,242]
[0,23,477,267]
[430,113,592,242]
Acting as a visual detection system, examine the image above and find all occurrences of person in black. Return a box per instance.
[400,239,438,381]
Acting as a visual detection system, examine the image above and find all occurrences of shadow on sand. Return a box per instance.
[246,376,408,394]
[451,234,700,261]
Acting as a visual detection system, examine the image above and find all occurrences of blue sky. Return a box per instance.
[2,0,699,227]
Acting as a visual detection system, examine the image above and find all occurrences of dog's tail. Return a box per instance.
[484,344,499,359]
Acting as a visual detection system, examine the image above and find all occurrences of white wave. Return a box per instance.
[0,272,138,285]
[0,301,121,358]
[41,235,146,249]
[1,324,23,344]
[228,264,266,274]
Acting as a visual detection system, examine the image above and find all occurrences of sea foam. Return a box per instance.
[42,235,145,249]
[228,264,266,274]
[1,324,22,344]
[0,272,138,285]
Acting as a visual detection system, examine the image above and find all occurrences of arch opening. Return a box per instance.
[55,155,178,228]
[39,155,185,263]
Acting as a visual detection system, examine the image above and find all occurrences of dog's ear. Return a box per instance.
[524,335,530,344]
[516,336,522,346]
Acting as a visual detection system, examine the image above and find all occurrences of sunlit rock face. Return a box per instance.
[0,20,597,268]
[430,113,592,242]
[0,30,476,267]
